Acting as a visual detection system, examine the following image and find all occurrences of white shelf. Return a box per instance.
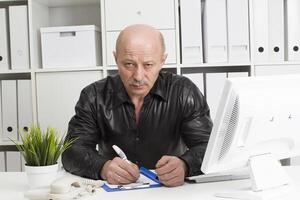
[0,141,18,146]
[32,0,99,7]
[179,62,251,68]
[0,69,31,74]
[253,61,300,66]
[34,66,104,73]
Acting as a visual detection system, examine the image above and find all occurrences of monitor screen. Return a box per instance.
[201,74,300,174]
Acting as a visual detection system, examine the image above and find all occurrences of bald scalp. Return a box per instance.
[115,24,166,55]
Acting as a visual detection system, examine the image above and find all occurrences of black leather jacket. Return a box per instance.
[62,71,212,179]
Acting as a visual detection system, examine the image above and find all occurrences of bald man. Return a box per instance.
[62,24,212,187]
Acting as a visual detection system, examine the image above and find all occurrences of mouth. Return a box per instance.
[131,84,145,90]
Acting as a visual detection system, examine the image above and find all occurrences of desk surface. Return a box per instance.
[1,166,300,200]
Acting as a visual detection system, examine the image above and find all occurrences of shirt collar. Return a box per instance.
[111,72,167,109]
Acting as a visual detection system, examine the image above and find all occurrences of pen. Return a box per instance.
[112,145,131,163]
[118,182,150,190]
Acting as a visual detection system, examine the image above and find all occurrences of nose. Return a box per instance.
[133,65,144,82]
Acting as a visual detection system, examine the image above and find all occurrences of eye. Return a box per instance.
[144,63,154,69]
[124,62,134,68]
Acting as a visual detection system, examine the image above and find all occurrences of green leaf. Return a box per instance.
[10,124,77,166]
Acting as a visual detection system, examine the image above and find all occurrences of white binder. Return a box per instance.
[17,80,33,133]
[9,5,30,69]
[206,73,227,121]
[203,0,227,63]
[0,81,2,142]
[1,80,18,141]
[286,0,300,61]
[0,153,4,171]
[252,0,269,62]
[268,0,284,62]
[0,8,9,70]
[180,0,203,64]
[227,0,250,62]
[183,73,204,93]
[6,152,21,172]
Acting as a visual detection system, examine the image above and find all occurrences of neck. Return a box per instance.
[131,96,144,123]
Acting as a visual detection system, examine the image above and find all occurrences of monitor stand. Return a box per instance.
[215,153,298,200]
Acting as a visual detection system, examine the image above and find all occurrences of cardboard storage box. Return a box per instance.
[41,25,101,68]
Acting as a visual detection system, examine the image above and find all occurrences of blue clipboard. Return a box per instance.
[102,167,162,192]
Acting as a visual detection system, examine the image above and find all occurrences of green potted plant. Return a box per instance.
[12,125,76,188]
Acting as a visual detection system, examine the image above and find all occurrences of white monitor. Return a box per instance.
[201,74,300,199]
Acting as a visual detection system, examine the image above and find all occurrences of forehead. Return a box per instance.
[118,39,162,60]
[117,26,162,52]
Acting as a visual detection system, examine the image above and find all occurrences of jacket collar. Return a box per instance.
[111,72,167,109]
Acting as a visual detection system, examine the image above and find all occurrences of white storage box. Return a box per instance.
[41,25,101,68]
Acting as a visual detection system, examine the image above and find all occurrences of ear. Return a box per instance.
[161,53,168,66]
[113,51,117,63]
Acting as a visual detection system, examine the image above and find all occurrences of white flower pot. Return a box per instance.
[25,163,58,188]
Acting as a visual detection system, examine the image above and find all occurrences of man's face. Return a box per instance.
[114,37,166,99]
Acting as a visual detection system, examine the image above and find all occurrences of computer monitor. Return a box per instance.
[201,74,300,199]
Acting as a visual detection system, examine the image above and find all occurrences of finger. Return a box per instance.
[114,172,133,184]
[108,158,138,183]
[162,176,184,187]
[118,160,140,180]
[157,166,178,182]
[158,167,184,187]
[156,158,177,176]
[155,155,171,168]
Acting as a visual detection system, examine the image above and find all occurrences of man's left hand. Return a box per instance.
[155,156,187,187]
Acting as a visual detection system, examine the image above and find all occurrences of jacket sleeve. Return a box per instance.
[179,85,213,177]
[62,86,108,180]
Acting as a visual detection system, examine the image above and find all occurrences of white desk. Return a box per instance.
[1,166,300,200]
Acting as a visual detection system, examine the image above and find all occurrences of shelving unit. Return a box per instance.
[1,0,300,171]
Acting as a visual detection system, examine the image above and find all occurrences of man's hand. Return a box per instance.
[155,156,187,187]
[100,157,140,185]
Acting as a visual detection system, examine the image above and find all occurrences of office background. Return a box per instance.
[0,0,300,171]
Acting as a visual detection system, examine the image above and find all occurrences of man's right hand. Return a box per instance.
[100,157,140,185]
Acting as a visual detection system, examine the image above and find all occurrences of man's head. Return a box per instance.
[114,24,167,100]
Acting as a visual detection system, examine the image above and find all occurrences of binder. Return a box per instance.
[227,0,250,62]
[102,167,161,192]
[203,0,227,63]
[0,152,4,171]
[180,0,203,64]
[268,0,284,62]
[227,72,249,78]
[0,8,9,70]
[17,80,33,133]
[8,5,30,69]
[252,0,269,62]
[6,152,22,172]
[286,0,300,61]
[0,80,2,141]
[205,73,227,120]
[1,80,18,141]
[183,73,204,93]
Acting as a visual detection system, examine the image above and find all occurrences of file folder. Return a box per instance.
[6,152,22,172]
[286,0,300,61]
[0,81,2,142]
[227,0,250,62]
[1,80,18,141]
[206,73,227,120]
[183,73,204,93]
[17,80,33,133]
[268,0,284,62]
[102,167,161,192]
[252,0,269,62]
[0,8,9,70]
[9,5,30,69]
[203,0,227,63]
[0,152,4,172]
[180,0,203,64]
